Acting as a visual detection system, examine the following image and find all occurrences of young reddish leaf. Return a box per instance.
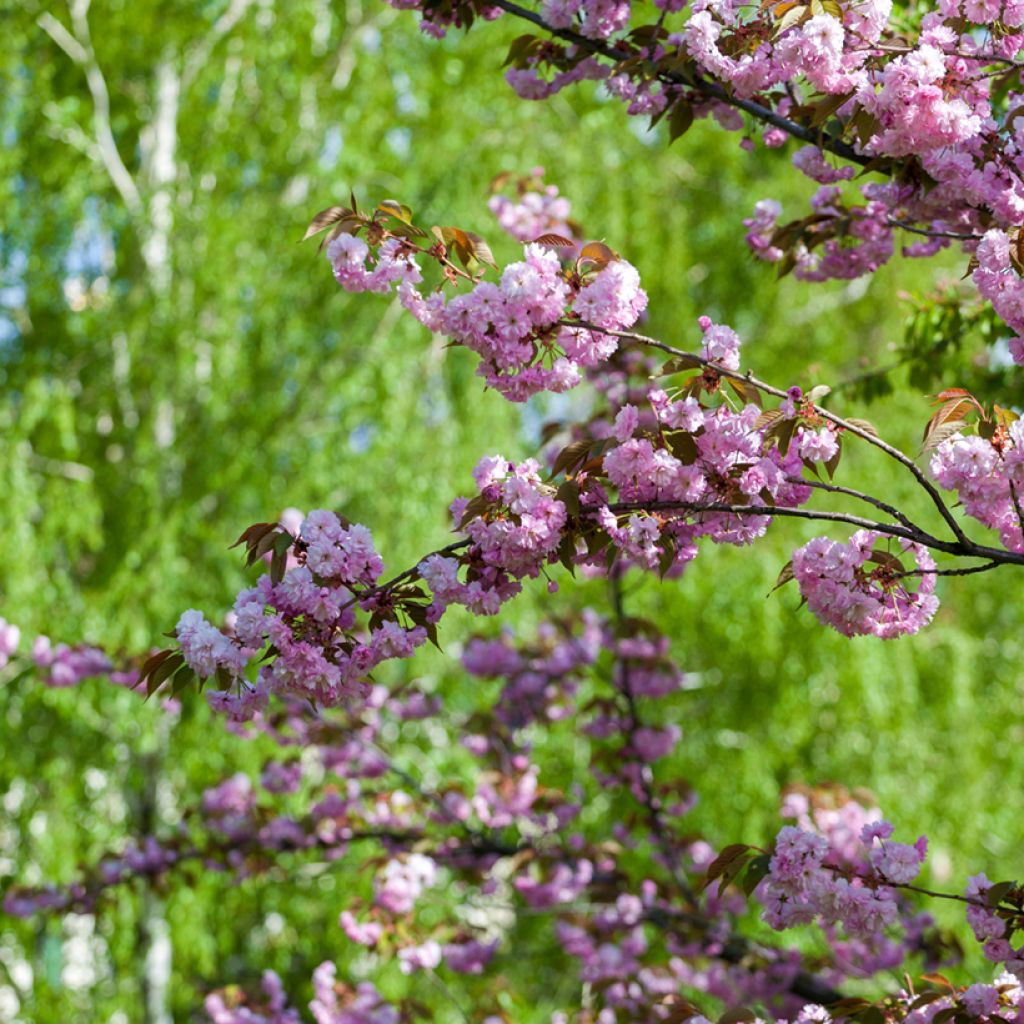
[578,241,618,269]
[772,560,795,592]
[532,233,576,247]
[727,377,762,408]
[985,880,1016,906]
[302,206,351,241]
[231,522,277,550]
[907,992,943,1011]
[921,419,967,453]
[458,494,493,530]
[700,843,750,889]
[754,409,785,431]
[656,354,703,376]
[845,417,880,439]
[464,232,498,270]
[377,199,413,224]
[919,973,954,990]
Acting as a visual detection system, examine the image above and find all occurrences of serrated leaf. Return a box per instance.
[776,417,799,457]
[754,409,785,431]
[302,206,351,241]
[824,438,841,480]
[825,998,871,1018]
[457,493,493,530]
[658,537,676,579]
[557,532,578,575]
[231,522,278,550]
[921,419,966,453]
[270,545,288,584]
[441,227,497,271]
[502,33,545,68]
[845,417,879,439]
[532,233,576,247]
[140,647,176,678]
[464,232,498,270]
[667,431,699,465]
[378,199,413,224]
[772,560,794,592]
[774,4,807,35]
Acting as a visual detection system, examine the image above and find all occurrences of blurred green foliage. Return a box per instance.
[2,1,1023,1020]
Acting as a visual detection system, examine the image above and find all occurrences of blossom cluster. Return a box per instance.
[0,616,133,688]
[487,167,578,243]
[13,609,1017,1022]
[325,223,647,401]
[791,530,940,638]
[931,410,1024,552]
[385,0,1024,348]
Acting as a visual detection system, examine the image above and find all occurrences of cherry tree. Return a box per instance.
[7,0,1024,1020]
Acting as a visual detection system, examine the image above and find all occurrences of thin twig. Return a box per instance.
[489,0,873,168]
[562,318,977,548]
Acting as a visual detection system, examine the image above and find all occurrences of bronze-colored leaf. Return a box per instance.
[727,377,762,407]
[532,233,576,247]
[754,409,785,431]
[773,560,795,592]
[921,419,966,452]
[231,522,278,550]
[578,241,618,269]
[464,231,498,270]
[701,843,750,886]
[845,417,880,438]
[303,206,351,241]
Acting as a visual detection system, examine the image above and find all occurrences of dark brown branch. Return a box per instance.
[490,0,872,168]
[609,574,699,909]
[886,218,982,241]
[563,318,981,550]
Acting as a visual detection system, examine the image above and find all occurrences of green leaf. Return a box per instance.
[147,651,185,696]
[741,853,771,895]
[668,100,694,143]
[556,479,581,517]
[550,439,595,479]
